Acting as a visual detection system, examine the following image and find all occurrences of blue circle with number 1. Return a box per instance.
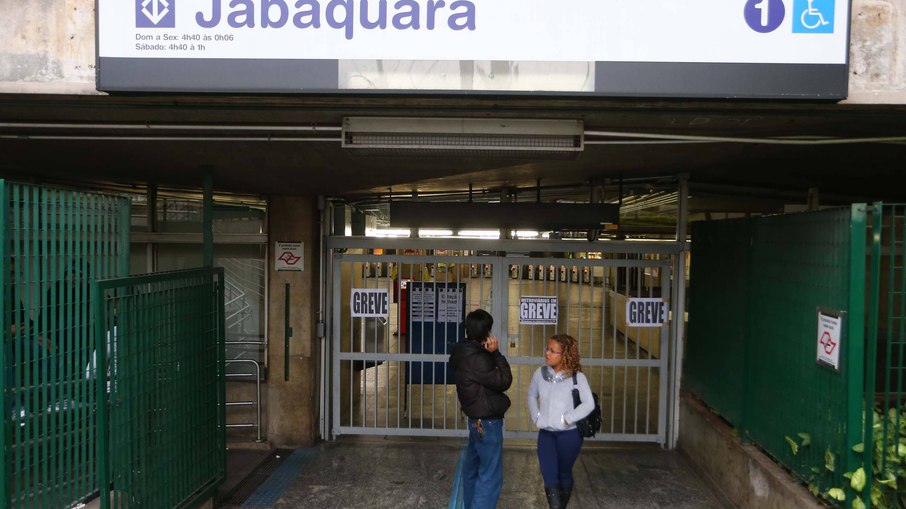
[744,0,785,33]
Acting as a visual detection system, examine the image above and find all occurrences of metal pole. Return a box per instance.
[847,204,868,497]
[669,176,689,449]
[93,282,110,509]
[861,202,882,509]
[147,184,158,273]
[319,198,331,440]
[203,170,214,268]
[285,283,291,381]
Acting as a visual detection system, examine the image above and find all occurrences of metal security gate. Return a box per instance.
[326,237,680,445]
[93,268,226,509]
[1,181,130,508]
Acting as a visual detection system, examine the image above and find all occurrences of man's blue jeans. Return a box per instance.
[463,417,503,509]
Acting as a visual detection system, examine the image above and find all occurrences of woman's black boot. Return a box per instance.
[544,485,562,509]
[560,485,573,508]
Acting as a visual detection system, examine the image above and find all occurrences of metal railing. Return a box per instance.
[225,358,263,443]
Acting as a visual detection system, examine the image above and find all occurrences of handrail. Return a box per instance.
[225,359,263,443]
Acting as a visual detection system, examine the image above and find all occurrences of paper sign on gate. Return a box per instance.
[437,287,464,323]
[519,296,558,325]
[350,288,389,318]
[625,298,668,327]
[409,285,436,322]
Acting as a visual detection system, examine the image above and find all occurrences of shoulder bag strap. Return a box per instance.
[571,373,581,408]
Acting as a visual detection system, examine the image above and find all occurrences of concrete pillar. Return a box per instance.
[266,195,320,447]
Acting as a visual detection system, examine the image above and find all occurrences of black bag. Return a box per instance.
[572,374,602,438]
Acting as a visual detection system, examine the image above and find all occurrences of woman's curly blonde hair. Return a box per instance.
[550,333,582,374]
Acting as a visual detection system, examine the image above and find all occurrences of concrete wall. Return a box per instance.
[848,0,906,103]
[1,0,904,103]
[678,393,826,509]
[0,0,99,94]
[266,195,320,447]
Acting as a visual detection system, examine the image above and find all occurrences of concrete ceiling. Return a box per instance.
[1,93,905,215]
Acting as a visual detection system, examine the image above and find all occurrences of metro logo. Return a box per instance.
[136,0,175,28]
[195,0,477,40]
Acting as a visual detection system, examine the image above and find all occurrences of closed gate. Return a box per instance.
[327,237,680,445]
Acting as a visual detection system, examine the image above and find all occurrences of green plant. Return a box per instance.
[845,406,906,509]
[784,432,841,501]
[785,405,906,508]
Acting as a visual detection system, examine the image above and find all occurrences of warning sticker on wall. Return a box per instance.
[816,309,843,371]
[350,288,389,318]
[275,241,304,271]
[519,296,559,325]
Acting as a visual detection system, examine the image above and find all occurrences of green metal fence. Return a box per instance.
[684,216,751,426]
[1,181,131,508]
[686,206,867,504]
[2,180,226,509]
[864,203,906,509]
[93,268,226,509]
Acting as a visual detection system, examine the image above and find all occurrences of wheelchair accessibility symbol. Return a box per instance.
[793,0,834,33]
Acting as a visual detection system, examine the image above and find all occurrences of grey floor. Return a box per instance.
[222,436,734,509]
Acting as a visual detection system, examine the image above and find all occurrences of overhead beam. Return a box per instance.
[390,201,619,230]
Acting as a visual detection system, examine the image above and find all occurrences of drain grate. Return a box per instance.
[221,449,293,506]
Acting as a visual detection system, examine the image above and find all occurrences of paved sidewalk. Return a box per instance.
[225,436,734,509]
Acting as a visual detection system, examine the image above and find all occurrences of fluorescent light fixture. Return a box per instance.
[418,229,454,237]
[343,117,583,158]
[367,228,411,237]
[515,230,540,238]
[458,230,501,239]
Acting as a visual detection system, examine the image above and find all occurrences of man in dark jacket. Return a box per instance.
[450,309,513,509]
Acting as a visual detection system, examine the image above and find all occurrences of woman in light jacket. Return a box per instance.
[527,333,594,509]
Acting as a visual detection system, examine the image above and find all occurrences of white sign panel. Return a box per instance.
[100,0,848,64]
[519,296,559,325]
[350,288,389,318]
[437,287,464,323]
[275,241,304,271]
[816,310,842,370]
[626,298,668,327]
[409,285,436,322]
